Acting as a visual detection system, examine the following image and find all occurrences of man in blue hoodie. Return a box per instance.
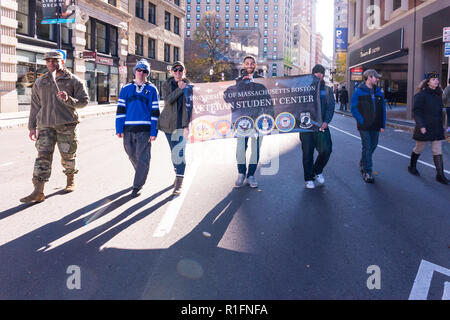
[116,59,160,197]
[351,69,386,183]
[300,64,335,189]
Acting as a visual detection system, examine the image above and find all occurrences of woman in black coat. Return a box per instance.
[408,72,448,184]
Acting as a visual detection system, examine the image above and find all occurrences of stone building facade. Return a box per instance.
[0,0,185,113]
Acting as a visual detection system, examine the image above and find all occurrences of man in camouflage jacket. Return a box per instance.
[20,50,89,203]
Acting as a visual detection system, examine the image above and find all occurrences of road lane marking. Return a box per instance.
[409,259,450,300]
[152,158,201,238]
[329,125,450,174]
[0,162,13,168]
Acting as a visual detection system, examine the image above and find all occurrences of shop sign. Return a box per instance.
[443,27,450,42]
[351,67,363,81]
[96,56,114,66]
[82,51,97,59]
[349,29,404,69]
[119,66,127,75]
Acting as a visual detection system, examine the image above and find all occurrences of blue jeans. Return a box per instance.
[236,136,262,177]
[359,130,380,175]
[299,129,332,181]
[123,131,151,189]
[165,129,187,176]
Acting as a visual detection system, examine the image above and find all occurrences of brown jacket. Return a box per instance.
[29,69,89,130]
[157,77,190,133]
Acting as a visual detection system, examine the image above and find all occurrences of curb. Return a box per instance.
[0,108,116,131]
[334,109,415,133]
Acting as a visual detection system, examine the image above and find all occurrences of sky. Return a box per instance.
[315,0,335,59]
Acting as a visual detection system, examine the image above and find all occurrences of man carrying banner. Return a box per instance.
[20,50,89,203]
[233,55,266,188]
[299,64,335,189]
[116,59,160,197]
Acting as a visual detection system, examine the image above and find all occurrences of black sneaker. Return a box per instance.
[362,173,374,183]
[131,188,141,198]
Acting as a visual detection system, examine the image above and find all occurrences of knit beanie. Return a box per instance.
[133,59,150,75]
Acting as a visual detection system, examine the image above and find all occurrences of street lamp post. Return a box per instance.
[209,68,213,82]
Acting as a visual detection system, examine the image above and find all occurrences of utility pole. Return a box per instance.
[57,0,62,49]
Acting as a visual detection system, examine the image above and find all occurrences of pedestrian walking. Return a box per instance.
[408,72,448,184]
[350,69,386,183]
[20,50,89,203]
[233,55,265,189]
[116,59,160,197]
[340,86,349,111]
[443,78,450,134]
[158,61,192,196]
[300,64,335,189]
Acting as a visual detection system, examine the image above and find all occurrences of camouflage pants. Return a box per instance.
[33,123,79,183]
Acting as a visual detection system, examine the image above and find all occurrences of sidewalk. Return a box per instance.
[334,104,415,133]
[0,103,117,130]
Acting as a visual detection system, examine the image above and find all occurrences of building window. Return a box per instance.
[149,3,156,24]
[165,11,171,30]
[173,46,180,62]
[110,26,118,56]
[96,22,107,53]
[135,33,144,56]
[108,0,116,6]
[16,0,30,35]
[174,16,180,35]
[136,0,144,19]
[85,20,93,50]
[164,43,171,62]
[148,38,156,59]
[393,0,402,11]
[175,0,180,5]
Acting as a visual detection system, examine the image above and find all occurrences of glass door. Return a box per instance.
[97,72,109,104]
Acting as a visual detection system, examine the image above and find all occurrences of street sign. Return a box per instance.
[445,43,450,57]
[443,27,450,42]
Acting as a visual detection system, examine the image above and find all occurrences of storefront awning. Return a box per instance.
[348,29,406,70]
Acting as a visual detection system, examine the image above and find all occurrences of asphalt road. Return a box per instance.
[0,113,449,300]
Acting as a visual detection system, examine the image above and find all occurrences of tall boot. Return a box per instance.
[172,176,184,196]
[433,155,449,184]
[20,179,45,203]
[408,152,420,176]
[64,174,76,193]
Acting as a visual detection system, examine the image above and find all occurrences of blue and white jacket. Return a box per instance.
[115,81,160,136]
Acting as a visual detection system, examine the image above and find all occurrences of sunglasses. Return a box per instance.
[172,67,184,72]
[136,69,148,73]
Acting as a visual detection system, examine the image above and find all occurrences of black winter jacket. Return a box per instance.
[350,83,386,131]
[412,86,445,141]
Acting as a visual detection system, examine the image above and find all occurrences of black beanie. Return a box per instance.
[312,64,325,75]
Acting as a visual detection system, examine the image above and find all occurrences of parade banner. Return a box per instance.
[41,0,76,24]
[190,74,322,142]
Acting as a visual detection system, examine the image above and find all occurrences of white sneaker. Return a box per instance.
[247,176,258,188]
[305,180,315,189]
[235,173,245,188]
[315,173,325,184]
